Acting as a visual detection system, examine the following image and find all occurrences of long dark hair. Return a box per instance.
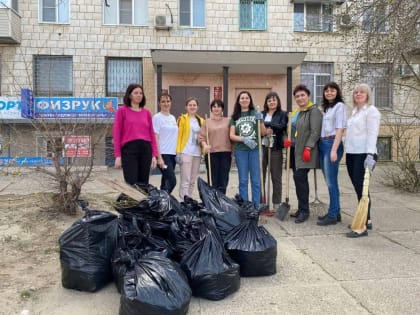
[231,91,255,121]
[263,91,282,113]
[123,83,146,108]
[322,82,344,112]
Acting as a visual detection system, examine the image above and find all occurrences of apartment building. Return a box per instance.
[0,0,419,165]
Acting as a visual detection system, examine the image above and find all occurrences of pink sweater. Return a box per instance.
[113,106,158,158]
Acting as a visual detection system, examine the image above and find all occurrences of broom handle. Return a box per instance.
[257,106,265,202]
[362,167,370,197]
[205,114,212,186]
[267,146,271,209]
[285,112,292,201]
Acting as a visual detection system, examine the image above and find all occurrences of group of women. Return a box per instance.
[113,81,380,239]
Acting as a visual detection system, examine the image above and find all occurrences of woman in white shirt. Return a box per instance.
[345,83,381,238]
[317,82,347,226]
[153,93,178,194]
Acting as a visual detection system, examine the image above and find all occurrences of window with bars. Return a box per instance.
[179,0,205,27]
[377,137,391,161]
[294,3,333,32]
[362,3,388,33]
[38,0,70,23]
[360,64,392,109]
[300,62,334,106]
[239,0,267,30]
[103,0,148,25]
[34,56,73,96]
[106,58,143,103]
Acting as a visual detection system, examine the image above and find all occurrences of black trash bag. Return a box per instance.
[59,200,118,292]
[169,214,205,261]
[119,255,191,315]
[180,228,240,300]
[198,178,246,238]
[112,247,143,294]
[224,218,277,277]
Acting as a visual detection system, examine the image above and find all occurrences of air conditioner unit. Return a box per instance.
[339,14,354,28]
[155,15,172,30]
[399,64,419,77]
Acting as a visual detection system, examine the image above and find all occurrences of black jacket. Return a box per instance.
[262,110,288,150]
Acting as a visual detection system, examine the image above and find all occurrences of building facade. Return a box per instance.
[0,0,419,164]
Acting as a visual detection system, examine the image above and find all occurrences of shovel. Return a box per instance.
[310,169,327,215]
[276,112,292,220]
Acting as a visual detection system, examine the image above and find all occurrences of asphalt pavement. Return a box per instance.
[1,164,419,315]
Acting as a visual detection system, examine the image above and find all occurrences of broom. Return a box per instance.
[276,112,292,220]
[350,168,370,230]
[256,105,266,205]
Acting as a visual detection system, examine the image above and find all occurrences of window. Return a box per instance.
[106,58,142,102]
[179,0,205,27]
[34,56,73,96]
[362,3,388,33]
[39,0,70,23]
[294,3,333,32]
[361,64,392,109]
[240,0,267,30]
[36,136,62,159]
[104,0,148,25]
[0,0,18,11]
[300,62,333,106]
[377,137,391,161]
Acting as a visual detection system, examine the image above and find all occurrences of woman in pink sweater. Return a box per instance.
[113,84,163,185]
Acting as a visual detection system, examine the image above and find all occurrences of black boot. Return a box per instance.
[295,211,309,223]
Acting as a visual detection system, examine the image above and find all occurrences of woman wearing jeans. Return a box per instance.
[317,82,347,226]
[229,91,266,206]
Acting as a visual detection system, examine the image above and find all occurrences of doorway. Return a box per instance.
[169,86,210,119]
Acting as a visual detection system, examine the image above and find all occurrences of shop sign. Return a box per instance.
[0,97,25,120]
[0,157,64,166]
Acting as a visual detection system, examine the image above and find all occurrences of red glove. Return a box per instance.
[302,147,311,162]
[283,139,292,148]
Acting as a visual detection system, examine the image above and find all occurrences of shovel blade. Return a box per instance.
[276,202,290,221]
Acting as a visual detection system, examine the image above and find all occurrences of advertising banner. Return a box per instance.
[33,97,118,119]
[63,136,91,157]
[0,97,25,120]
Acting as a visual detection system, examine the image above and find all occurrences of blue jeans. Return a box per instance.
[319,139,343,218]
[235,149,261,206]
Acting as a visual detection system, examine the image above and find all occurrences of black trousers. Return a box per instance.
[346,153,372,221]
[204,151,232,194]
[121,139,152,185]
[159,154,177,194]
[291,146,310,213]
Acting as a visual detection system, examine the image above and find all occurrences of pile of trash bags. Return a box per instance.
[59,178,277,314]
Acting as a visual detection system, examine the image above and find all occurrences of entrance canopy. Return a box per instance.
[151,50,307,74]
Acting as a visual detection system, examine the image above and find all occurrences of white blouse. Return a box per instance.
[321,102,347,138]
[345,105,381,154]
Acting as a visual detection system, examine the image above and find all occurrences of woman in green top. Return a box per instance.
[229,91,266,206]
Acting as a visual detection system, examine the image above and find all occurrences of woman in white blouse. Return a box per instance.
[345,83,381,238]
[317,82,347,226]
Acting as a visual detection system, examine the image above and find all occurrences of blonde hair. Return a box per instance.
[352,83,373,107]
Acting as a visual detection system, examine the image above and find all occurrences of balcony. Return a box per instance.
[0,7,21,44]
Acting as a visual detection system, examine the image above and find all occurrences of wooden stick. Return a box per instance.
[256,105,265,203]
[98,177,146,201]
[205,114,212,186]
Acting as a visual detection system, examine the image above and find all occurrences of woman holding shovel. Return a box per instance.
[229,91,266,206]
[286,85,322,224]
[199,99,232,194]
[345,83,380,238]
[317,82,347,226]
[261,92,288,211]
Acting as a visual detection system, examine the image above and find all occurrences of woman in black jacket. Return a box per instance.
[261,92,288,210]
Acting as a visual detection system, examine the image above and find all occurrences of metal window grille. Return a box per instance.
[240,0,267,30]
[300,62,333,106]
[361,64,392,109]
[377,137,391,161]
[34,56,73,96]
[106,58,142,102]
